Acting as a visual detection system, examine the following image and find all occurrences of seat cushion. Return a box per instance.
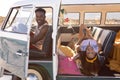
[97,30,116,57]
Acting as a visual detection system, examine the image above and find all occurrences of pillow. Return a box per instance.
[58,55,82,75]
[58,45,75,57]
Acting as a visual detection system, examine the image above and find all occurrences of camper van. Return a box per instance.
[0,0,120,80]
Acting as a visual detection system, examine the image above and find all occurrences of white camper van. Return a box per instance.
[0,0,120,80]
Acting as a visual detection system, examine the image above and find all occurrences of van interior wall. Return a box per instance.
[100,26,120,32]
[59,26,118,45]
[59,26,119,34]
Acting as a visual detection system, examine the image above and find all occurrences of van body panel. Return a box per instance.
[29,60,53,79]
[57,75,120,80]
[61,0,120,4]
[0,5,35,79]
[0,32,28,79]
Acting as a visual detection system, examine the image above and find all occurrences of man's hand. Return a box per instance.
[30,31,34,37]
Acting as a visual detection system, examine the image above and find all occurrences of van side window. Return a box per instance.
[3,6,33,34]
[105,12,120,24]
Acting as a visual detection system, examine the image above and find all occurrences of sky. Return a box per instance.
[0,0,23,16]
[0,0,120,17]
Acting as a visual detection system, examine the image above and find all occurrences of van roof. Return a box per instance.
[12,0,120,7]
[62,0,120,5]
[13,0,120,7]
[11,0,59,7]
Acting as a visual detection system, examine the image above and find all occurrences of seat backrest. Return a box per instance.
[42,26,53,57]
[92,27,97,36]
[93,27,103,41]
[98,30,111,46]
[29,26,53,59]
[98,29,116,57]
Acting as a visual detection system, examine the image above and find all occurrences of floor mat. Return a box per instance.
[98,65,120,76]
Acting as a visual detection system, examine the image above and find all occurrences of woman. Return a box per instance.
[74,24,102,76]
[78,39,101,76]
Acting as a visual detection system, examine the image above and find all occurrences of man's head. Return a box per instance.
[35,8,46,26]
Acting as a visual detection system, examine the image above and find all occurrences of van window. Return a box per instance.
[4,7,20,30]
[4,6,33,34]
[59,9,80,26]
[105,12,120,25]
[84,12,101,25]
[63,12,80,26]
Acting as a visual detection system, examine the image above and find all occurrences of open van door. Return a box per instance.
[0,5,34,79]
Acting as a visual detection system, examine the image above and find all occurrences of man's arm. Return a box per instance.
[30,25,49,44]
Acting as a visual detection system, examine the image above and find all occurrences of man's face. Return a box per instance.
[35,11,45,26]
[86,45,96,59]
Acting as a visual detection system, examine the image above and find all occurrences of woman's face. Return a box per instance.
[86,45,96,59]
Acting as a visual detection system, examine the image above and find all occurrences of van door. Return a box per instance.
[0,5,34,79]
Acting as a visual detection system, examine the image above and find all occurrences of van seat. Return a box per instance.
[92,27,97,36]
[98,30,116,57]
[93,27,103,41]
[29,26,53,60]
[92,27,116,64]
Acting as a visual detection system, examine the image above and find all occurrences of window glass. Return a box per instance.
[45,10,52,25]
[105,12,120,24]
[64,13,80,25]
[59,12,80,26]
[84,12,101,25]
[4,6,33,34]
[5,8,19,30]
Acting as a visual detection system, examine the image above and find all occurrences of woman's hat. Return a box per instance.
[80,39,98,53]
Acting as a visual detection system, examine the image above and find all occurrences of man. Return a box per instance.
[30,8,49,49]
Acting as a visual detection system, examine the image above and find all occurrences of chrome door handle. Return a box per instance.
[16,50,27,56]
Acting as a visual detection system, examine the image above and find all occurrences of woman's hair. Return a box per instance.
[80,39,98,53]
